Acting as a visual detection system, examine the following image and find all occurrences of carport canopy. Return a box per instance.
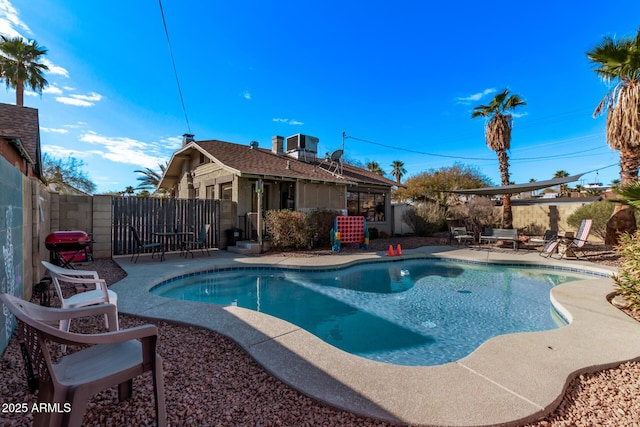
[451,173,584,196]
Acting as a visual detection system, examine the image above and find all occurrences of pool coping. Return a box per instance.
[111,246,640,427]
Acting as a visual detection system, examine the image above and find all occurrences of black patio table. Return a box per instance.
[153,231,194,259]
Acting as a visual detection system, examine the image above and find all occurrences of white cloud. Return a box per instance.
[42,144,91,159]
[0,0,30,38]
[455,88,496,104]
[56,96,93,107]
[64,122,87,129]
[41,58,69,77]
[79,131,170,169]
[71,92,102,102]
[243,90,251,100]
[55,92,102,107]
[273,117,304,125]
[41,127,69,134]
[43,85,63,95]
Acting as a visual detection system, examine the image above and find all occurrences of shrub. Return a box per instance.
[448,198,500,236]
[613,230,640,310]
[566,201,614,241]
[265,210,310,249]
[402,202,446,236]
[307,209,338,248]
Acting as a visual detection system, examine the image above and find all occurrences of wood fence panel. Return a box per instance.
[112,197,219,255]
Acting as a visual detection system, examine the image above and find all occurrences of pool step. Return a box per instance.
[227,240,261,255]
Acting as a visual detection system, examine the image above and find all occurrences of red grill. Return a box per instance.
[45,231,92,268]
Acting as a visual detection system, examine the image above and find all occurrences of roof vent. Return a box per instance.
[249,140,259,149]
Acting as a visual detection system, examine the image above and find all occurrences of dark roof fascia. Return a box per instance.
[2,135,36,165]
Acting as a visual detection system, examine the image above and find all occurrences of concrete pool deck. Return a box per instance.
[111,246,640,427]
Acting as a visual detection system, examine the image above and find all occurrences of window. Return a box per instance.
[346,192,385,221]
[220,183,232,200]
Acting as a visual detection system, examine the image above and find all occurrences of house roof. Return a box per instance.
[159,139,397,189]
[0,103,41,178]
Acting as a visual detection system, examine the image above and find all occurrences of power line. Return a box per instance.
[158,0,191,133]
[345,134,612,163]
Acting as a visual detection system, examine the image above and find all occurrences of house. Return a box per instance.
[0,103,43,180]
[158,134,398,236]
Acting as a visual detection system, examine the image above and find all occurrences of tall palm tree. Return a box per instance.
[553,170,570,196]
[587,27,640,244]
[0,36,48,106]
[366,161,385,176]
[390,160,407,184]
[471,88,526,228]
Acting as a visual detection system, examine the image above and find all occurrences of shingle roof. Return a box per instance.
[194,139,397,187]
[0,103,41,176]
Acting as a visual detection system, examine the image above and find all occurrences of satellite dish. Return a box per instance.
[330,149,343,162]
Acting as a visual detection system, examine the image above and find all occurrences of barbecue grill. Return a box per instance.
[45,231,92,268]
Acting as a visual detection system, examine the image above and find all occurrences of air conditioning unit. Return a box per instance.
[286,134,319,153]
[285,134,319,162]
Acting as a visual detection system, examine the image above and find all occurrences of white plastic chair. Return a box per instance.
[0,293,166,427]
[42,261,119,333]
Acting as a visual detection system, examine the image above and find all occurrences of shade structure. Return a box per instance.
[451,174,584,196]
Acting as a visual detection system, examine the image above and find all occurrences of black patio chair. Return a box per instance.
[130,225,163,263]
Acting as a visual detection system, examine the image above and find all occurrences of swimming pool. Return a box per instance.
[151,258,596,366]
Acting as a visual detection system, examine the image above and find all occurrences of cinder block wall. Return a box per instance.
[92,196,112,258]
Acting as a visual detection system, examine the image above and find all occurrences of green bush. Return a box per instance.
[566,201,614,241]
[265,210,310,249]
[613,230,640,310]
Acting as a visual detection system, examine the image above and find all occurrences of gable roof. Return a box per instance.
[159,139,397,189]
[0,103,42,178]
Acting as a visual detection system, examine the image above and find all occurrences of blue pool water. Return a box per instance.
[151,259,595,366]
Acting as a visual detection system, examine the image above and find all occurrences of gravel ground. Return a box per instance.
[1,237,639,427]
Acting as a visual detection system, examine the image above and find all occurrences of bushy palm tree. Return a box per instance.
[471,88,526,228]
[390,160,407,184]
[135,162,168,190]
[366,161,385,176]
[0,36,48,106]
[553,170,570,196]
[587,27,640,244]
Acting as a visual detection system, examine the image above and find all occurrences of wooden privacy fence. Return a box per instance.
[112,197,220,256]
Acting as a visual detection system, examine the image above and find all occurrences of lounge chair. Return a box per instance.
[183,224,211,257]
[42,260,119,333]
[130,225,163,263]
[0,293,166,427]
[539,219,592,259]
[529,230,558,246]
[450,226,474,246]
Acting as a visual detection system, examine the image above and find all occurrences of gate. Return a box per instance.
[112,197,220,256]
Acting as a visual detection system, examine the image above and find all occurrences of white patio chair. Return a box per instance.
[0,293,166,427]
[42,261,119,333]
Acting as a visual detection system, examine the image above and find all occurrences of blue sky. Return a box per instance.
[1,0,639,194]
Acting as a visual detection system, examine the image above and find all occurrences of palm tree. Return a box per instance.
[587,27,640,244]
[471,88,526,228]
[135,162,168,190]
[366,161,384,176]
[390,160,407,184]
[0,36,48,106]
[124,186,135,196]
[553,170,570,196]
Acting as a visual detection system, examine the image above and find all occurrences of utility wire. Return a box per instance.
[158,0,191,133]
[345,134,610,162]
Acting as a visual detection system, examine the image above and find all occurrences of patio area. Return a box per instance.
[2,244,640,426]
[108,246,640,425]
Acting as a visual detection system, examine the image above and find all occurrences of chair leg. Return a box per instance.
[153,355,167,427]
[118,379,134,401]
